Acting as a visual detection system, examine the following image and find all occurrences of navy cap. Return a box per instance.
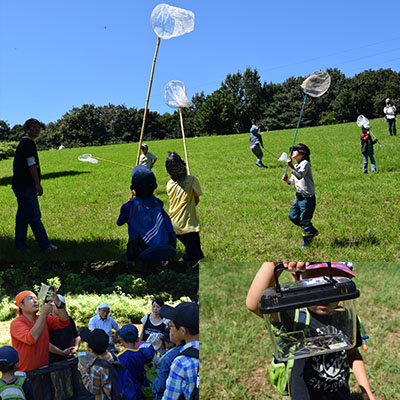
[80,328,109,355]
[292,143,310,156]
[131,165,157,198]
[119,324,139,341]
[0,346,19,364]
[160,302,199,331]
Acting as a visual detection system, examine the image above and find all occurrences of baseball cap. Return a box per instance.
[119,324,139,342]
[131,165,157,198]
[0,346,19,365]
[141,143,149,149]
[80,328,109,355]
[292,143,310,156]
[160,302,199,332]
[306,262,355,278]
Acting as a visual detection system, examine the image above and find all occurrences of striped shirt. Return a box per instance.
[77,351,113,400]
[162,341,199,400]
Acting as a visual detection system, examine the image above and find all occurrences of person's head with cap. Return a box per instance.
[15,290,38,316]
[80,328,109,355]
[165,152,187,182]
[161,302,199,344]
[130,165,157,199]
[386,98,391,105]
[291,143,311,162]
[95,302,110,320]
[301,262,355,280]
[0,346,19,373]
[141,143,149,154]
[119,324,139,347]
[362,124,371,133]
[50,294,66,317]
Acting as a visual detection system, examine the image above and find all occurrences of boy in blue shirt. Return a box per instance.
[250,120,267,168]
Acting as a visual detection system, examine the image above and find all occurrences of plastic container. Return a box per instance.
[77,352,95,367]
[259,264,360,361]
[38,284,55,303]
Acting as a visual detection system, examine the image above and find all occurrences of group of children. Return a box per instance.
[117,144,204,265]
[249,121,380,249]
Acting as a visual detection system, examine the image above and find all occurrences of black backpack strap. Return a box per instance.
[179,347,199,359]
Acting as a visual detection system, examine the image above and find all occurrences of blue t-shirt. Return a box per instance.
[118,348,146,398]
[250,125,262,147]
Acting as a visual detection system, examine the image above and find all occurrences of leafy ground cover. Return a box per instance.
[1,119,399,261]
[200,262,400,400]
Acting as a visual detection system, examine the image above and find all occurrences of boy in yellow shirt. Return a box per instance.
[165,152,204,265]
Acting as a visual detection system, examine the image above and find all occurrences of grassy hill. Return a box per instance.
[1,119,399,261]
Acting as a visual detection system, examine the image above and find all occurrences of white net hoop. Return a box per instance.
[163,80,193,108]
[278,152,288,162]
[78,154,98,164]
[301,71,331,98]
[356,115,369,127]
[151,4,195,39]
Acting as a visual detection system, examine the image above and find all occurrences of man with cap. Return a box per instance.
[139,143,158,169]
[0,345,35,399]
[117,324,145,399]
[88,303,120,349]
[10,289,69,372]
[77,328,116,399]
[383,98,396,136]
[116,165,176,261]
[160,302,199,400]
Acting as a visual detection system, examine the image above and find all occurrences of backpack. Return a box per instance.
[177,347,199,400]
[0,377,26,400]
[269,309,369,396]
[94,355,137,400]
[127,197,176,262]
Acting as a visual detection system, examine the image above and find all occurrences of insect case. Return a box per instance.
[259,264,360,360]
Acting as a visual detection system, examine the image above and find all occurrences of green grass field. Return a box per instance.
[200,262,400,400]
[1,119,399,261]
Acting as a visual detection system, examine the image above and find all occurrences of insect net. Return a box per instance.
[164,80,193,108]
[300,71,331,98]
[78,154,98,164]
[151,4,195,39]
[356,115,370,128]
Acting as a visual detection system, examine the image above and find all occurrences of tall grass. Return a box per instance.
[200,262,400,400]
[1,120,399,261]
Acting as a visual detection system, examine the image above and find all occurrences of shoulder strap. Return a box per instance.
[179,347,199,359]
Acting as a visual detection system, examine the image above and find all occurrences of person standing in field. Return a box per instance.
[282,144,319,249]
[165,152,204,265]
[139,143,158,169]
[360,125,378,174]
[249,120,267,168]
[12,118,58,252]
[383,98,396,136]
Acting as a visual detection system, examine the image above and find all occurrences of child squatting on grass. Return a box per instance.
[282,144,318,249]
[246,262,376,400]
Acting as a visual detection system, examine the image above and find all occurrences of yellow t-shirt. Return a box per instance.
[166,175,202,235]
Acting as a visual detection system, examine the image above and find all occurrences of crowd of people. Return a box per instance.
[0,290,199,400]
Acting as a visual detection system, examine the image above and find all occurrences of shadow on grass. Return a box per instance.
[0,170,90,187]
[0,235,187,265]
[331,234,380,247]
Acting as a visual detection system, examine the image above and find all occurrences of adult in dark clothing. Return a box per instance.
[12,118,58,252]
[49,295,81,363]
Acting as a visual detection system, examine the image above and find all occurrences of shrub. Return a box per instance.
[0,141,18,160]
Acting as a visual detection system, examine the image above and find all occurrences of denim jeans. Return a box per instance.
[288,194,317,235]
[362,151,376,173]
[13,187,50,250]
[387,118,396,136]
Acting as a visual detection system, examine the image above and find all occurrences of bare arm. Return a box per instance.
[49,343,75,357]
[28,164,43,196]
[347,348,376,400]
[30,303,52,342]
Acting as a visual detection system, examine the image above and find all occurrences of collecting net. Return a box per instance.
[356,115,369,128]
[163,80,193,109]
[151,4,195,39]
[301,71,331,98]
[78,154,98,164]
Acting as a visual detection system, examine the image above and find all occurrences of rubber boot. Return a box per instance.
[300,233,314,249]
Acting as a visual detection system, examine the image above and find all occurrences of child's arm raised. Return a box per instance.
[347,348,376,400]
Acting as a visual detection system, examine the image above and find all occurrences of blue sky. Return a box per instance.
[1,0,400,127]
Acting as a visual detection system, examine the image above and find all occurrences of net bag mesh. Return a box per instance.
[151,4,195,39]
[356,115,369,127]
[164,80,193,108]
[78,154,98,164]
[301,71,331,98]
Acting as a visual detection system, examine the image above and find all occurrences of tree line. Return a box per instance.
[1,67,399,150]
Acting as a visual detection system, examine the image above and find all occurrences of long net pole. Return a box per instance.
[136,36,161,166]
[285,93,308,174]
[179,107,191,175]
[94,157,133,169]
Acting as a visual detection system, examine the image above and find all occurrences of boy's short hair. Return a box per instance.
[0,346,19,372]
[131,165,157,199]
[80,328,109,355]
[23,118,41,132]
[160,302,199,335]
[165,152,187,182]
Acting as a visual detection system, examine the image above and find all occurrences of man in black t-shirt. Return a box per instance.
[12,118,57,251]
